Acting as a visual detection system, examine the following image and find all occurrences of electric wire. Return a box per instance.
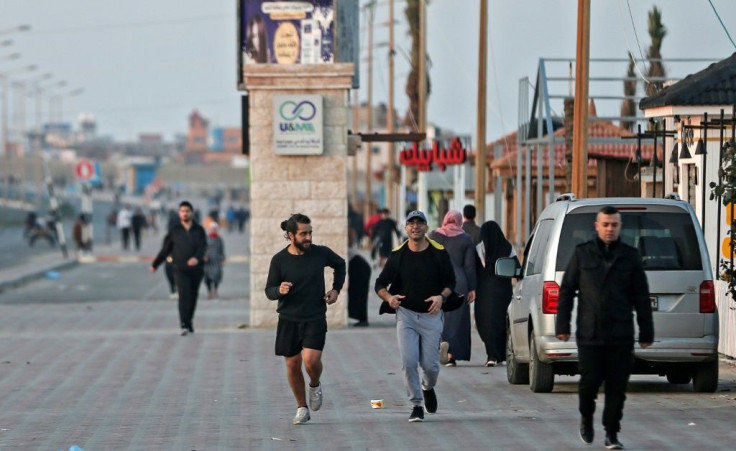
[707,0,736,49]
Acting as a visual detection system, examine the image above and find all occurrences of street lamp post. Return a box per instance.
[1,64,36,202]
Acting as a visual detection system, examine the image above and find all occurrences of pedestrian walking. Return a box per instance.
[131,207,148,251]
[474,220,518,367]
[236,206,249,233]
[264,213,346,425]
[374,210,456,422]
[371,208,401,267]
[105,207,117,244]
[72,214,91,254]
[555,206,654,449]
[347,232,371,327]
[117,205,132,250]
[461,204,482,245]
[150,201,207,336]
[429,210,476,367]
[226,205,236,233]
[204,222,226,299]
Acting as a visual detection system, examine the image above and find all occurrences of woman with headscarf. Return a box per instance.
[475,221,518,367]
[428,210,476,366]
[204,222,226,299]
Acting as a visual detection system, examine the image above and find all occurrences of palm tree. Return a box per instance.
[646,6,667,97]
[403,0,430,130]
[620,53,637,131]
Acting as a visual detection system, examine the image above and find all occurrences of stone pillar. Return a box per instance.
[245,64,354,328]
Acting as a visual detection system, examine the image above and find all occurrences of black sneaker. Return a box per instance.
[408,406,424,422]
[579,417,593,444]
[605,432,623,449]
[423,387,437,414]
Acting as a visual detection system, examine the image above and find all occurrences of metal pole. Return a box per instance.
[386,0,396,214]
[363,2,374,221]
[637,124,642,195]
[701,112,707,230]
[2,74,9,201]
[662,118,667,197]
[716,109,724,272]
[475,0,488,221]
[652,120,658,198]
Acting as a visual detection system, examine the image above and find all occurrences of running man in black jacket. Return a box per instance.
[150,201,207,336]
[265,213,346,425]
[556,206,654,449]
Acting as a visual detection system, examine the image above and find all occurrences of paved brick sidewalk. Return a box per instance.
[1,235,735,449]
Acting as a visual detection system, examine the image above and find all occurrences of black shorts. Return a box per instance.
[275,318,328,357]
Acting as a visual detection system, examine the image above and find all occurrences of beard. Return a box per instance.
[294,240,311,253]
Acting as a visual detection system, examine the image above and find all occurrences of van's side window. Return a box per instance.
[525,219,554,276]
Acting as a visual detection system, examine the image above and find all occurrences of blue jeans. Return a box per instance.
[396,307,443,406]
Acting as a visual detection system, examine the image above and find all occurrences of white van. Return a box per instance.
[496,194,719,393]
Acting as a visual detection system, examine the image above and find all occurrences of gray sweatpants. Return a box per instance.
[396,307,443,406]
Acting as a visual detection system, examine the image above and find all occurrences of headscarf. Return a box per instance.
[208,222,220,238]
[479,220,512,269]
[434,210,465,237]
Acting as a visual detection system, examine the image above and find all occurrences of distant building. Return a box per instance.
[186,110,209,152]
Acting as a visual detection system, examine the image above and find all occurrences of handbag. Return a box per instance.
[378,291,465,315]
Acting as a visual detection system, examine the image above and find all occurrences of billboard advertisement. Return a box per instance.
[241,0,335,65]
[238,0,358,88]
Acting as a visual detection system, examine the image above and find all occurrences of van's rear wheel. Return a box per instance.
[506,326,529,385]
[529,334,554,393]
[692,360,718,392]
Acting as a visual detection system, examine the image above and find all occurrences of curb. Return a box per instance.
[0,259,80,294]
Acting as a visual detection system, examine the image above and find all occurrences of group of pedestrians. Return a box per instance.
[261,204,652,451]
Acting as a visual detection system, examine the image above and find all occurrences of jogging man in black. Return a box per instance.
[150,201,207,336]
[265,213,346,425]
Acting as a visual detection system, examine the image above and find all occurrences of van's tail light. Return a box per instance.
[542,282,559,314]
[700,280,715,313]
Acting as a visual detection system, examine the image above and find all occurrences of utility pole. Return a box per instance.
[418,0,427,134]
[351,89,358,207]
[363,1,375,222]
[386,0,396,214]
[475,0,488,221]
[572,0,590,198]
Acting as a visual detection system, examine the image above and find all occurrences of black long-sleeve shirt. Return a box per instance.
[265,245,346,322]
[151,222,207,271]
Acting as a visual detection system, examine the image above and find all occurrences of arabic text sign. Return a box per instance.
[273,94,324,155]
[399,137,467,172]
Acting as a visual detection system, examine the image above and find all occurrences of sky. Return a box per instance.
[2,0,736,144]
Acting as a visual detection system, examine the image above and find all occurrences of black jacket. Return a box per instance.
[151,222,207,271]
[556,238,654,345]
[374,238,456,313]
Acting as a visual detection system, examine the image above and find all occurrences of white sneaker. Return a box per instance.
[292,407,310,425]
[169,292,177,300]
[308,383,323,411]
[439,341,450,365]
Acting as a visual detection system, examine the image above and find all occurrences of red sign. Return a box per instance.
[75,159,95,181]
[399,137,467,172]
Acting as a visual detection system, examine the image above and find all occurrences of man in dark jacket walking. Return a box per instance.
[150,201,207,336]
[556,206,654,449]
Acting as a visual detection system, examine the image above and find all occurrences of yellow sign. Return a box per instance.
[274,22,300,64]
[723,236,734,259]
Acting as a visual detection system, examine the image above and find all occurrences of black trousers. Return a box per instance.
[173,268,204,330]
[164,262,176,293]
[577,344,634,434]
[121,228,130,250]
